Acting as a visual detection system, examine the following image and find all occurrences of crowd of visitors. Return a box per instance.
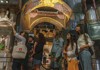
[11,23,93,70]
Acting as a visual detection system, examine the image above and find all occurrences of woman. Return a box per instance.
[50,32,64,70]
[63,32,79,70]
[32,33,46,70]
[76,24,93,70]
[12,25,27,70]
[24,36,34,70]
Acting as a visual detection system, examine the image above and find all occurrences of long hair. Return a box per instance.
[24,32,29,45]
[38,33,46,44]
[65,32,74,51]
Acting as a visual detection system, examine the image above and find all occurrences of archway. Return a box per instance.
[33,22,56,38]
[30,17,64,30]
[21,0,72,31]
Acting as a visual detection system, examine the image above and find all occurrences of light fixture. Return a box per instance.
[6,1,8,3]
[1,0,4,3]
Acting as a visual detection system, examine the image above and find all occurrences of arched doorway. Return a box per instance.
[33,22,56,37]
[30,17,64,30]
[32,22,57,43]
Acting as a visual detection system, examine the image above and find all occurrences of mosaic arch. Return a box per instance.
[22,0,72,30]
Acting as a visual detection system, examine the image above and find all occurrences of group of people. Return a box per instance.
[50,24,93,70]
[11,23,93,70]
[11,24,46,70]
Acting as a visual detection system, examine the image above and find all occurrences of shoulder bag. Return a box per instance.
[84,34,94,56]
[12,43,27,59]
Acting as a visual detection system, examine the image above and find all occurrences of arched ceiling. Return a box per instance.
[21,0,72,30]
[30,17,64,30]
[22,0,72,17]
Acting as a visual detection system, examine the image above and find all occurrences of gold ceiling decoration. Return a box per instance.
[39,0,63,6]
[23,0,71,16]
[22,0,72,30]
[30,17,64,30]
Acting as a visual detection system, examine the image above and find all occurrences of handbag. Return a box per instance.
[84,34,94,55]
[88,47,94,55]
[12,43,27,59]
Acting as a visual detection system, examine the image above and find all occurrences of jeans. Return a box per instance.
[12,59,22,70]
[79,50,92,70]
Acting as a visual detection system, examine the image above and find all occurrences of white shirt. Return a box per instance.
[66,43,77,61]
[77,33,93,52]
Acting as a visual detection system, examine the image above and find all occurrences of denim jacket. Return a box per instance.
[51,37,64,58]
